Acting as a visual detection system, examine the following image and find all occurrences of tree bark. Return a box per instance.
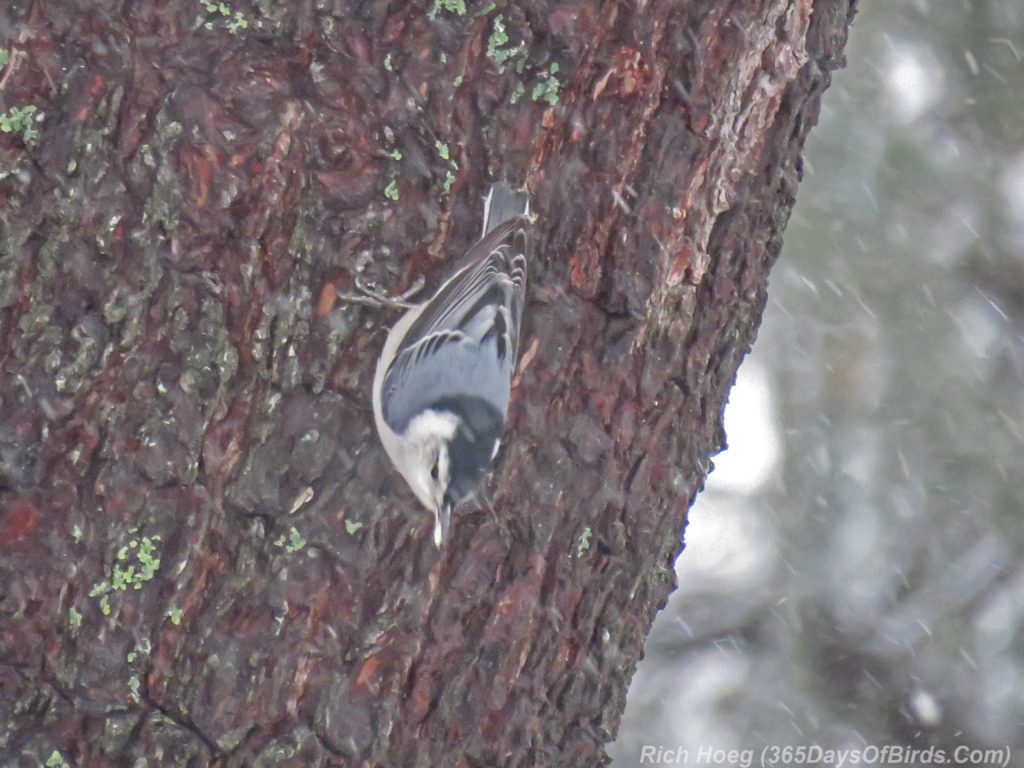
[0,0,855,765]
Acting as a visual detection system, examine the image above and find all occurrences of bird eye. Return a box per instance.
[430,457,439,480]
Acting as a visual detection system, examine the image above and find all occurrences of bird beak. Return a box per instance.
[433,501,452,549]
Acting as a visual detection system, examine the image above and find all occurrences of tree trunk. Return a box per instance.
[0,0,855,765]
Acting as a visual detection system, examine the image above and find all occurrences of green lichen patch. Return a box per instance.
[274,526,306,554]
[0,104,43,145]
[575,526,592,557]
[487,15,508,56]
[89,533,163,617]
[227,11,249,33]
[112,535,162,589]
[344,519,364,535]
[487,15,528,72]
[126,638,152,703]
[201,0,249,33]
[532,63,561,106]
[427,0,466,20]
[435,140,459,195]
[383,178,399,201]
[128,673,141,702]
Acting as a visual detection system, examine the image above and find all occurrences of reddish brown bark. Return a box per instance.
[0,0,855,765]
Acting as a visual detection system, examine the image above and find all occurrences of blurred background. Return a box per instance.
[611,0,1024,764]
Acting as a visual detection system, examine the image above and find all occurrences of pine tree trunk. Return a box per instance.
[0,1,856,765]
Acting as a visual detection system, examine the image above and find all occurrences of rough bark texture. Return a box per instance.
[0,1,855,765]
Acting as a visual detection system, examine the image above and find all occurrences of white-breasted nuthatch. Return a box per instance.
[372,182,532,547]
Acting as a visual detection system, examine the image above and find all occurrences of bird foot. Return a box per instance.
[338,274,425,310]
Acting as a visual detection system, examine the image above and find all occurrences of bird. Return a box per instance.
[371,182,532,547]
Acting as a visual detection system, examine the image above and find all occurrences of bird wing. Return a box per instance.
[404,218,528,353]
[380,216,529,431]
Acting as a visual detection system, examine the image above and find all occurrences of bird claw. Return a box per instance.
[479,490,516,545]
[338,274,425,310]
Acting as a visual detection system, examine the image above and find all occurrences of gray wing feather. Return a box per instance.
[381,216,529,432]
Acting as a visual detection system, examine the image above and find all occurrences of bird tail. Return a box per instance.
[482,181,530,237]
